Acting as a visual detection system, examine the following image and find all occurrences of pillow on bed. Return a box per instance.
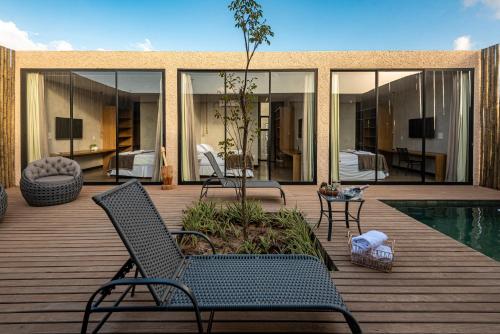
[196,144,207,153]
[197,144,216,153]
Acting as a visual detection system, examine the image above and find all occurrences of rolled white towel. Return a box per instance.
[352,230,388,251]
[351,244,367,255]
[371,244,393,261]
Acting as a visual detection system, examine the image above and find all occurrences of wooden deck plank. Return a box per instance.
[0,184,499,333]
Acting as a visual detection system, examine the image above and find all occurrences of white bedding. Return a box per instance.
[108,150,156,178]
[340,150,388,181]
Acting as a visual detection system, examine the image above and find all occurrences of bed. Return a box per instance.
[197,144,254,178]
[340,150,389,181]
[108,150,156,178]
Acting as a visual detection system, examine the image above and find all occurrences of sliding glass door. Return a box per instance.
[180,71,224,182]
[72,71,116,182]
[180,70,316,184]
[22,70,164,184]
[331,69,472,184]
[270,72,315,182]
[377,71,423,183]
[424,70,472,183]
[116,71,163,182]
[331,71,376,182]
[26,71,71,167]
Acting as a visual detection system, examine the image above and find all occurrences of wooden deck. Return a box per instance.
[0,185,499,333]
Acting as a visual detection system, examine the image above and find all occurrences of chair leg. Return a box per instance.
[343,311,362,334]
[207,310,215,334]
[200,182,210,200]
[80,306,91,334]
[280,189,286,205]
[130,267,139,297]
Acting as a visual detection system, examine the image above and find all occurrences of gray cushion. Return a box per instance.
[24,157,81,182]
[35,175,76,184]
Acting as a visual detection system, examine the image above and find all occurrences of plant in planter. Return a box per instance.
[214,0,273,238]
[179,200,331,267]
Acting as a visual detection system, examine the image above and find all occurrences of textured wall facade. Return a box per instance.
[14,50,481,185]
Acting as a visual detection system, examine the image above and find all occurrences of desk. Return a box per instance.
[381,149,447,182]
[51,148,116,171]
[281,149,301,181]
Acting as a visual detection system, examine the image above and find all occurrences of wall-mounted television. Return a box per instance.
[55,117,83,139]
[409,117,435,139]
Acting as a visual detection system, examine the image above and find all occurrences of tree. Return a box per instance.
[216,0,273,236]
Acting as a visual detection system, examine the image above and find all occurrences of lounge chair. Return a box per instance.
[82,179,361,334]
[200,151,286,204]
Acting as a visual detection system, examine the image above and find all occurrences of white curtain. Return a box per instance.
[330,73,340,182]
[152,93,163,181]
[181,73,199,181]
[302,73,315,181]
[457,71,470,181]
[445,71,470,182]
[26,73,48,162]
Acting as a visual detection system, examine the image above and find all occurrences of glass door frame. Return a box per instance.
[329,68,474,185]
[20,68,166,185]
[177,69,318,185]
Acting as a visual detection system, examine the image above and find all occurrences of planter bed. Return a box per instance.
[179,201,335,270]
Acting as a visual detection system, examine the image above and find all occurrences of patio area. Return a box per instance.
[0,185,499,333]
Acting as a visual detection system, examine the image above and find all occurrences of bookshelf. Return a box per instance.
[101,106,133,170]
[355,103,376,152]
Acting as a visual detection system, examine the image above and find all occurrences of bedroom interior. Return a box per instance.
[180,70,316,184]
[22,70,163,183]
[331,69,472,183]
[19,65,473,186]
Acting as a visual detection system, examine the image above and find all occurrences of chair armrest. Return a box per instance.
[87,277,198,310]
[171,230,217,254]
[83,277,204,334]
[98,277,192,295]
[205,176,239,187]
[204,176,230,184]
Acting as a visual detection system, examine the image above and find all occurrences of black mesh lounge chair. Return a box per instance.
[82,179,361,334]
[200,151,286,205]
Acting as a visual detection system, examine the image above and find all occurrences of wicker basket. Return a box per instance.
[347,231,395,272]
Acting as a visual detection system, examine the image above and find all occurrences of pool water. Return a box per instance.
[382,200,500,261]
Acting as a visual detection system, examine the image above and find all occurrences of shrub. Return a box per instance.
[181,201,323,261]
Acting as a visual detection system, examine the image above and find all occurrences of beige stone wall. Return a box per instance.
[14,50,481,185]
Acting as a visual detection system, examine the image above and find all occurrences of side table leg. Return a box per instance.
[345,202,350,229]
[317,192,324,228]
[327,201,333,241]
[356,201,364,234]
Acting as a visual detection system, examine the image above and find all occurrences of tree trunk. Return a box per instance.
[240,90,249,238]
[239,55,252,239]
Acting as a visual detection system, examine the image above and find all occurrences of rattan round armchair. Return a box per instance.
[0,184,7,220]
[20,157,83,207]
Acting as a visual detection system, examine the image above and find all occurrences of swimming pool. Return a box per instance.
[382,200,500,261]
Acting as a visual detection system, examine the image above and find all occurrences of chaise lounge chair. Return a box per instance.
[82,179,361,334]
[200,151,286,204]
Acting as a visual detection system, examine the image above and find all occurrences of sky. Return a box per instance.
[0,0,499,52]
